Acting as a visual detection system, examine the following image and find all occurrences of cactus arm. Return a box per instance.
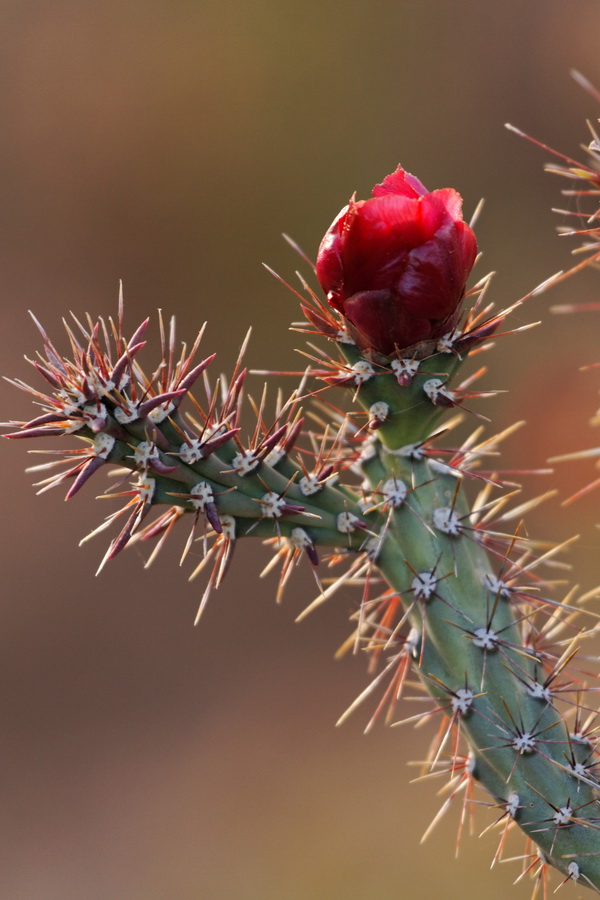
[340,343,600,890]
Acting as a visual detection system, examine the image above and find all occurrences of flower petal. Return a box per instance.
[372,165,429,199]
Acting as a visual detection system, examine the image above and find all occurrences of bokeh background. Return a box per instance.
[1,1,600,898]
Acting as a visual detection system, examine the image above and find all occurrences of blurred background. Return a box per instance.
[1,1,600,897]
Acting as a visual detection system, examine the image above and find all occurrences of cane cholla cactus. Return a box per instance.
[5,149,600,896]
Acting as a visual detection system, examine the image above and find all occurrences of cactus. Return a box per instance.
[4,114,600,894]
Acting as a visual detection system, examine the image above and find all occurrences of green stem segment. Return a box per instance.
[346,346,600,892]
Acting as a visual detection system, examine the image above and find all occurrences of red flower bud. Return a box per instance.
[316,165,477,358]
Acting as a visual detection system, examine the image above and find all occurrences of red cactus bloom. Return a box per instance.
[316,165,477,357]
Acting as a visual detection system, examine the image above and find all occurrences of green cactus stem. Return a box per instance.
[341,343,600,892]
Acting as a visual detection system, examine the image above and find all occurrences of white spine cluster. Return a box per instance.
[472,627,499,650]
[180,439,205,464]
[481,572,511,598]
[232,449,260,475]
[220,515,236,539]
[382,478,408,508]
[92,433,115,459]
[423,378,454,405]
[148,400,176,423]
[411,571,438,601]
[433,506,462,536]
[349,361,375,385]
[136,475,156,504]
[337,511,360,534]
[289,528,313,550]
[299,473,323,496]
[132,441,160,467]
[451,687,474,715]
[260,492,287,518]
[391,358,420,381]
[369,401,389,424]
[114,398,140,424]
[189,481,214,510]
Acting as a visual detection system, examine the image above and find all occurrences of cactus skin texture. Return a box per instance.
[4,165,600,893]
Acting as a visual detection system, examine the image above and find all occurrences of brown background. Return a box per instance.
[1,1,600,898]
